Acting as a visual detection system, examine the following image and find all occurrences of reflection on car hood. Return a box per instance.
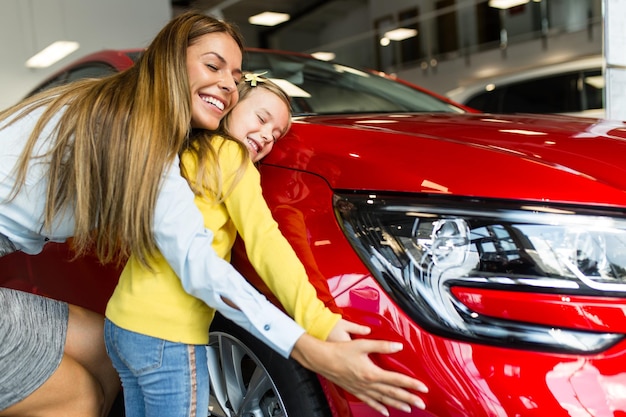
[263,113,626,207]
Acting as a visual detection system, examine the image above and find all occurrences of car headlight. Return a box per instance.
[335,194,626,353]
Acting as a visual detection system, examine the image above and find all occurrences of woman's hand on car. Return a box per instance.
[326,318,371,342]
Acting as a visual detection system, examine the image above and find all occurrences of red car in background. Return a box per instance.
[3,48,626,417]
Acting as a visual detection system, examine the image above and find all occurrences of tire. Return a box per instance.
[208,313,332,417]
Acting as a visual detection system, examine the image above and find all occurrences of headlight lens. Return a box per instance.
[335,194,626,353]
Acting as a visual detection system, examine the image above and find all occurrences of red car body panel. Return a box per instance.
[265,114,626,206]
[236,113,626,417]
[452,287,626,332]
[3,49,626,417]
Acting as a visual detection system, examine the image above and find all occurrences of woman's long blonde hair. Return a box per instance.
[0,11,244,266]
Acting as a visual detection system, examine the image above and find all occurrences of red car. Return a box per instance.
[3,49,626,417]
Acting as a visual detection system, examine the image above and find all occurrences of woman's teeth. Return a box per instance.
[202,96,225,110]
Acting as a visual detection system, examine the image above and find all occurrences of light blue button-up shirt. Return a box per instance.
[0,105,305,358]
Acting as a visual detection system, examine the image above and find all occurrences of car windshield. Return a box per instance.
[244,50,464,116]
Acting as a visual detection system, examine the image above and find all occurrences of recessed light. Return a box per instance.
[248,11,290,26]
[25,41,80,68]
[383,28,418,41]
[488,0,530,9]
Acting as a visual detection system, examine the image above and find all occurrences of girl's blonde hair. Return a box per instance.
[0,11,244,266]
[182,73,292,202]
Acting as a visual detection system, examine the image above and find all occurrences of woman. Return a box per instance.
[0,12,426,417]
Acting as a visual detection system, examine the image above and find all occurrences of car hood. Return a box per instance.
[263,113,626,207]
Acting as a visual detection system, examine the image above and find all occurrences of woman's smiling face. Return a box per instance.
[187,32,242,130]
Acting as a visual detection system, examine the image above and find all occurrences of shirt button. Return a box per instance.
[264,324,270,331]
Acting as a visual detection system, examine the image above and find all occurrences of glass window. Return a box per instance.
[26,63,119,98]
[244,51,464,115]
[27,73,70,96]
[66,64,118,83]
[501,72,581,114]
[466,90,502,113]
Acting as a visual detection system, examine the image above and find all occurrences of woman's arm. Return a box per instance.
[153,157,305,357]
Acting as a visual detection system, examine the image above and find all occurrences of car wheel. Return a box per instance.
[208,313,332,417]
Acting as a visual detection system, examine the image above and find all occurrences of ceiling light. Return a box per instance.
[26,41,79,68]
[311,52,336,61]
[488,0,530,9]
[248,11,290,26]
[383,28,418,41]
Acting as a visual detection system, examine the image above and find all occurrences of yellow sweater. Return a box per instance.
[105,136,340,344]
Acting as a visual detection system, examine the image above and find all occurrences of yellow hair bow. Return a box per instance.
[244,71,268,87]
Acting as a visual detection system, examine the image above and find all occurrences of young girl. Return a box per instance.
[104,74,428,416]
[221,72,290,163]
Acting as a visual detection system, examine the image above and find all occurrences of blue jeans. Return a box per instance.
[104,319,209,417]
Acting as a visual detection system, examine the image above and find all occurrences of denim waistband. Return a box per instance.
[0,232,16,257]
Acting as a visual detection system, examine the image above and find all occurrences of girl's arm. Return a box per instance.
[221,145,340,340]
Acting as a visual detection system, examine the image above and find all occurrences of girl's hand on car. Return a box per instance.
[291,333,428,416]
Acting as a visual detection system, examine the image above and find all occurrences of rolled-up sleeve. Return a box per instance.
[152,158,305,358]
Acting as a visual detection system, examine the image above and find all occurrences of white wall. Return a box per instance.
[0,0,171,110]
